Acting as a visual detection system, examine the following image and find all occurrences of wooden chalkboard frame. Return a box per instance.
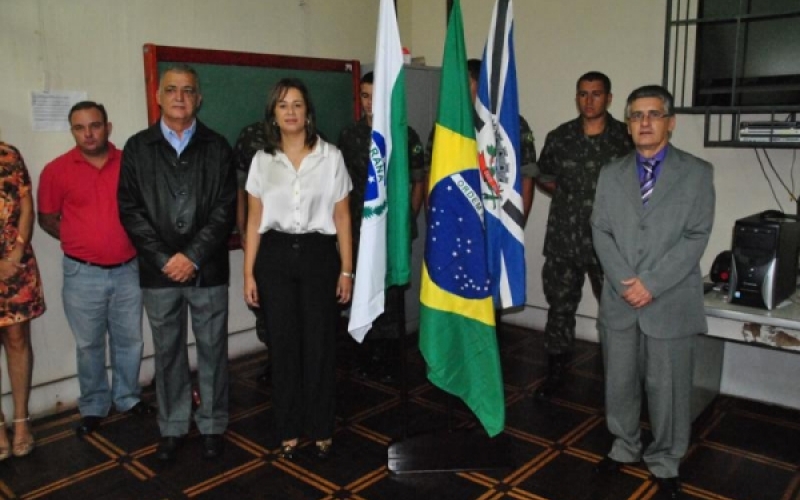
[142,43,362,126]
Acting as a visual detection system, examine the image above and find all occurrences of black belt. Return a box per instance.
[65,254,135,270]
[264,231,336,250]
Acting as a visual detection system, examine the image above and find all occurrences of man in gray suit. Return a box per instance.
[590,85,714,499]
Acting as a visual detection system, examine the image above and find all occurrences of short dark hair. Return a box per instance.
[361,72,374,85]
[68,101,108,124]
[263,78,319,153]
[577,71,611,94]
[467,58,481,83]
[625,85,675,119]
[159,63,201,93]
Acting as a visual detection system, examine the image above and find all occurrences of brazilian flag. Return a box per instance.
[419,0,505,437]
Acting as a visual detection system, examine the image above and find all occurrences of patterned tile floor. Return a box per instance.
[0,324,797,499]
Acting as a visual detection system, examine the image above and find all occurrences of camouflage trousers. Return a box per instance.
[542,255,603,355]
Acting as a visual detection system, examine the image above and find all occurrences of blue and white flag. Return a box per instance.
[475,0,526,309]
[348,0,411,342]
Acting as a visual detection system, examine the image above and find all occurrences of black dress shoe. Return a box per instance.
[155,436,183,461]
[356,365,374,380]
[378,370,397,385]
[126,402,155,417]
[655,476,683,499]
[534,352,571,400]
[595,455,626,474]
[314,439,333,461]
[278,440,297,460]
[534,376,563,400]
[75,416,103,437]
[256,368,270,385]
[202,434,224,460]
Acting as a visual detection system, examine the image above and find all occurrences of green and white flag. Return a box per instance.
[348,0,411,342]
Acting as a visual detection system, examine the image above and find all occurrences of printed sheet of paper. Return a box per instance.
[31,91,88,131]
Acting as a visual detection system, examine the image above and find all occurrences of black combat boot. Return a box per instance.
[534,352,571,400]
[357,339,380,380]
[377,338,401,384]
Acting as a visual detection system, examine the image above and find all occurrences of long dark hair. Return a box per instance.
[263,78,318,153]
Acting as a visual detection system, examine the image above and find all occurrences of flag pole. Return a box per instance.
[387,379,512,473]
[387,0,513,474]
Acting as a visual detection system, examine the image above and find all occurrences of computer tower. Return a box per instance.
[729,211,800,310]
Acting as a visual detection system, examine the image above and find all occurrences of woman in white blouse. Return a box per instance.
[243,78,353,460]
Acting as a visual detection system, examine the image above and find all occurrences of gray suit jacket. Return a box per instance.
[591,145,715,339]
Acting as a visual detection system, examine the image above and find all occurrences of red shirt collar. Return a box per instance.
[67,142,120,167]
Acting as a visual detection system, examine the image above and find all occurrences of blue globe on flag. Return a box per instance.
[425,169,490,300]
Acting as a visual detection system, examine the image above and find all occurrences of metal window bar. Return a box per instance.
[665,0,800,148]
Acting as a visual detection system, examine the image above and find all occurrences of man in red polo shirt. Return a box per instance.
[38,101,154,437]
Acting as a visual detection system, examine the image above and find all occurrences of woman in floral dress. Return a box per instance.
[0,141,45,459]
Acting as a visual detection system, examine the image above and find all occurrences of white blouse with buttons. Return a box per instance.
[245,138,352,236]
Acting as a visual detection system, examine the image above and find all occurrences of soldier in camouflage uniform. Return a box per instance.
[425,59,538,222]
[233,120,270,381]
[338,72,425,383]
[535,71,633,400]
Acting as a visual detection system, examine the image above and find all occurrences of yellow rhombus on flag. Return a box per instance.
[418,0,505,438]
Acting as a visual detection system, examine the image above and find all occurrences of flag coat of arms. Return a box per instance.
[419,0,505,438]
[475,0,526,310]
[348,0,411,343]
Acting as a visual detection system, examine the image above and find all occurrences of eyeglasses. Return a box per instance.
[628,110,671,122]
[162,85,198,97]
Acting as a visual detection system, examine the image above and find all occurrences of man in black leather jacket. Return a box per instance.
[118,64,237,462]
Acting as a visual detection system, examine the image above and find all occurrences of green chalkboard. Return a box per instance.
[156,62,354,146]
[143,44,362,147]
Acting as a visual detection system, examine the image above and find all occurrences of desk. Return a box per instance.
[704,288,800,349]
[692,289,800,418]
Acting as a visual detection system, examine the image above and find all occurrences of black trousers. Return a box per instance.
[255,231,339,442]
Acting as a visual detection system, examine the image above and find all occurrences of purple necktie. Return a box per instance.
[641,160,657,206]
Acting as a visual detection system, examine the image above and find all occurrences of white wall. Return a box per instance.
[1,0,797,416]
[0,0,380,417]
